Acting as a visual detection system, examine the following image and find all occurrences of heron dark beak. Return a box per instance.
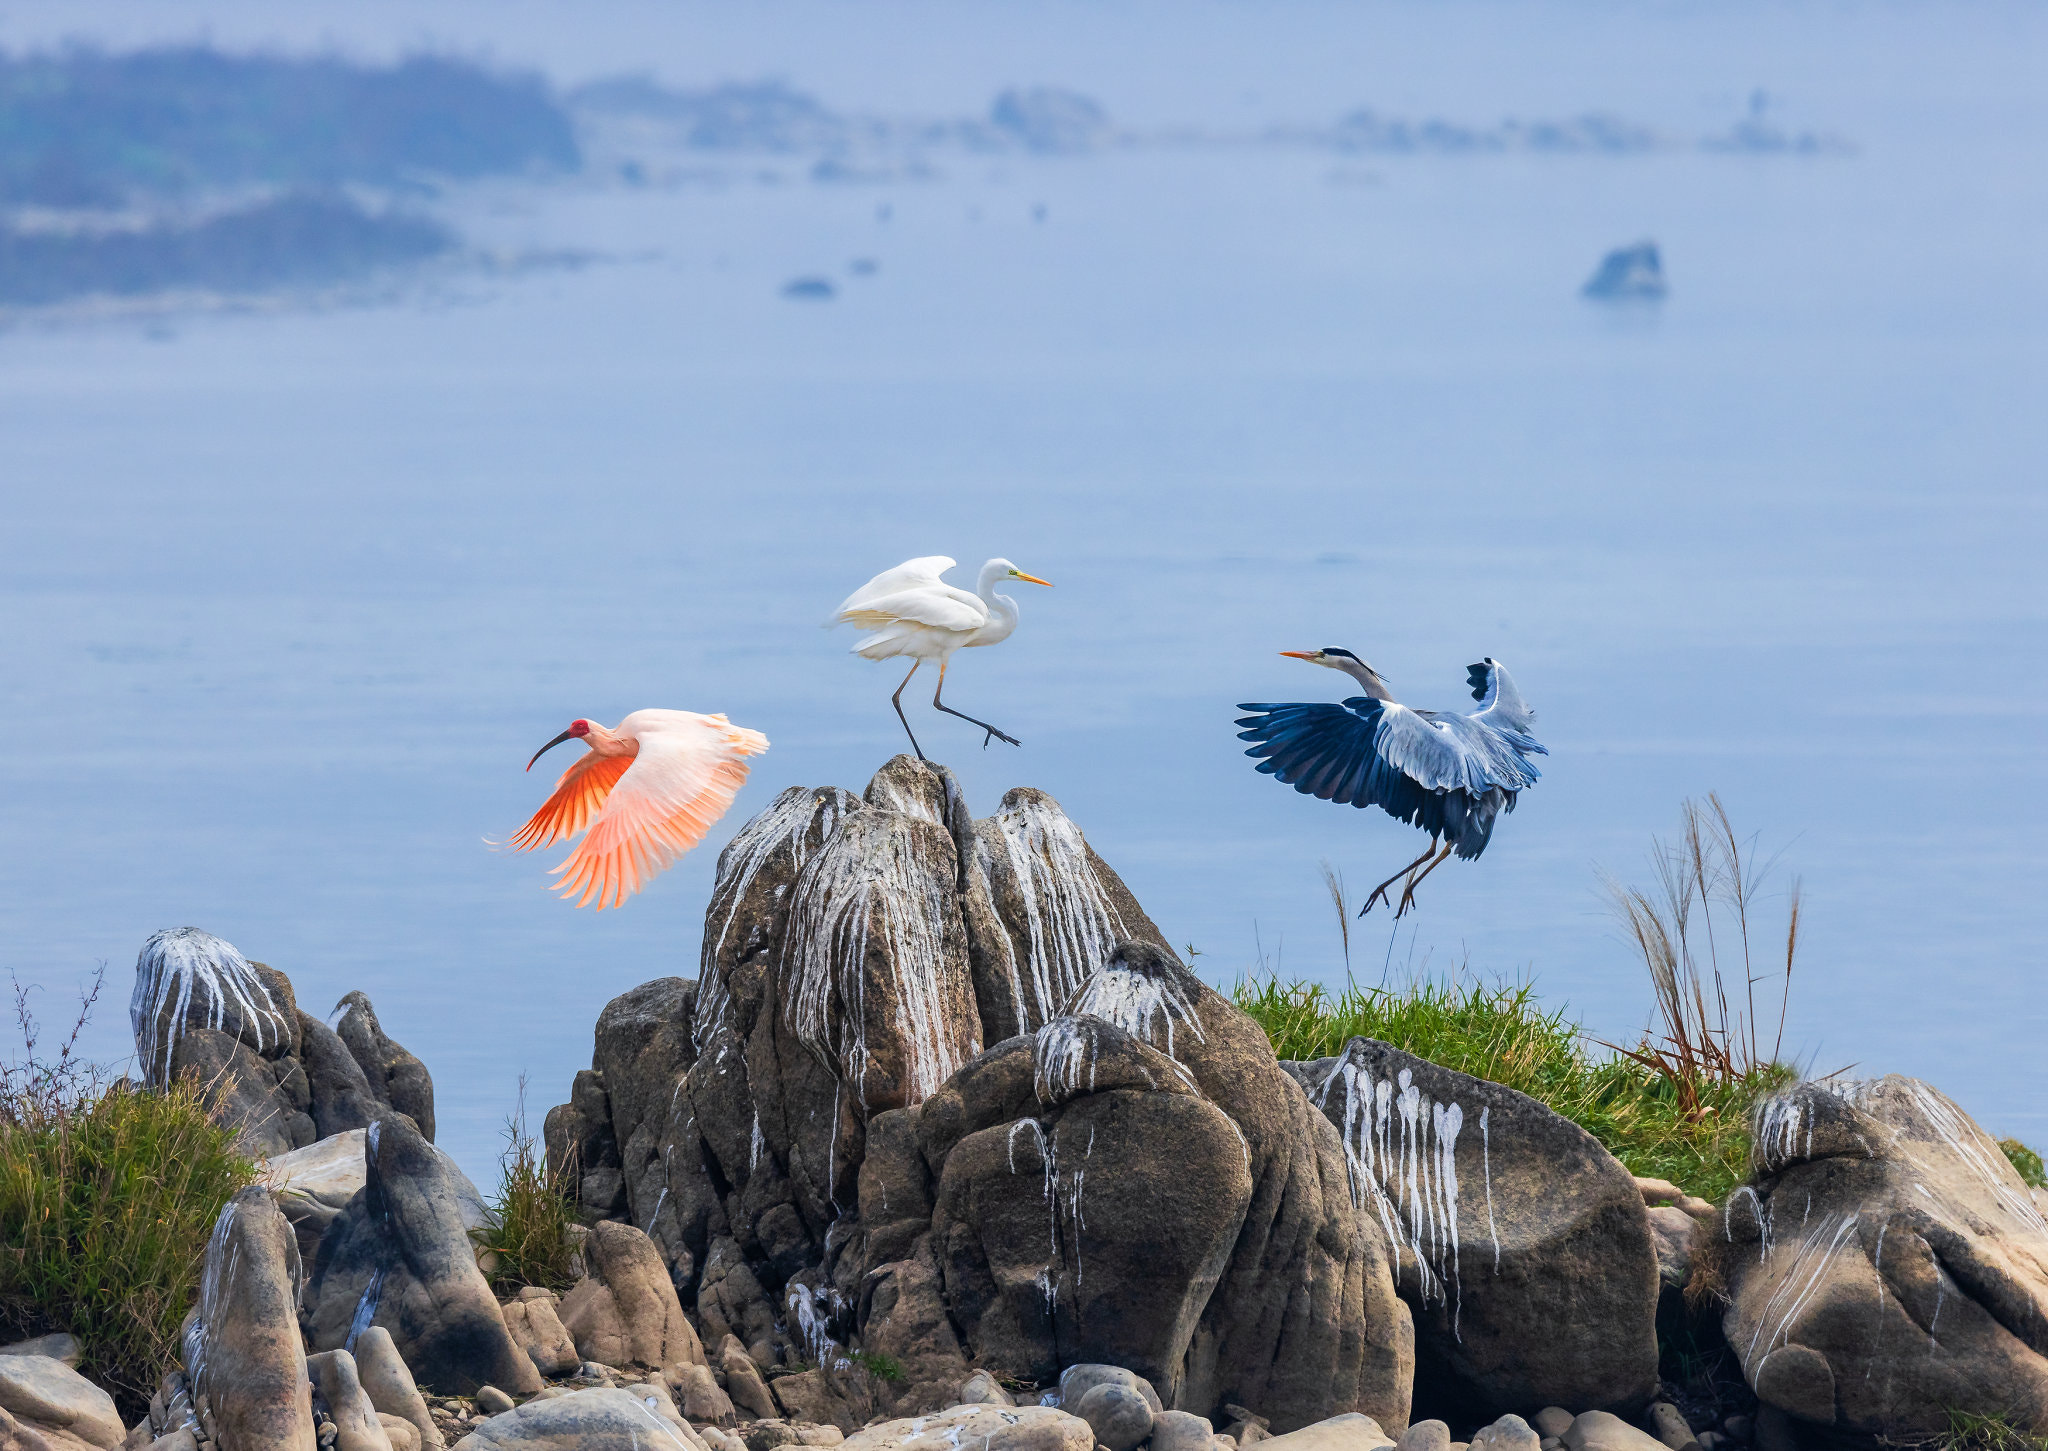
[527,728,577,772]
[1013,571,1053,587]
[1279,651,1318,661]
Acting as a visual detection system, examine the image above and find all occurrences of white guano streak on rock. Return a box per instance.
[1885,1079,2048,1236]
[780,818,974,1109]
[695,789,849,1054]
[1323,1056,1470,1328]
[1065,967,1204,1061]
[1743,1209,1861,1372]
[132,927,289,1086]
[985,798,1133,1037]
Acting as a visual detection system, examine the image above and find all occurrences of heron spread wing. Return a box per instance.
[1466,657,1542,741]
[1236,695,1542,815]
[549,712,769,910]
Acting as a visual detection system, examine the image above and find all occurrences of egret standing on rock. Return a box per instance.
[832,555,1052,759]
[1235,650,1547,917]
[509,710,768,909]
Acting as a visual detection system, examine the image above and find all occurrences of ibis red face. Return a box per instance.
[527,719,591,771]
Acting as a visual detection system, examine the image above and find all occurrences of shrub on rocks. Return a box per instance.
[0,971,254,1416]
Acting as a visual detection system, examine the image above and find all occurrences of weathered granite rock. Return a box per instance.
[500,1294,579,1380]
[1559,1414,1662,1451]
[450,1388,696,1451]
[1646,1208,1697,1292]
[1152,1411,1217,1451]
[1723,1076,2048,1436]
[1469,1417,1538,1451]
[0,1341,80,1370]
[837,1406,1093,1451]
[131,929,313,1155]
[181,1186,317,1451]
[1252,1415,1394,1451]
[305,1118,540,1396]
[351,1329,441,1451]
[306,1351,393,1451]
[922,944,1411,1431]
[1073,1384,1151,1451]
[299,1013,385,1141]
[956,1372,1014,1408]
[666,1365,732,1426]
[1288,1038,1658,1419]
[268,1129,374,1264]
[851,1238,972,1416]
[557,1222,705,1375]
[1394,1421,1449,1451]
[718,1345,776,1422]
[332,993,436,1143]
[379,1417,421,1451]
[0,1357,123,1451]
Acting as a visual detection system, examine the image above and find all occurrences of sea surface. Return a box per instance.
[2,1,2043,1186]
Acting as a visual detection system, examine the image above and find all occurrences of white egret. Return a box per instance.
[831,555,1052,759]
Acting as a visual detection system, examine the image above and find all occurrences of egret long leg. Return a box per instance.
[931,661,1021,749]
[1359,841,1441,917]
[1394,841,1456,919]
[891,661,926,761]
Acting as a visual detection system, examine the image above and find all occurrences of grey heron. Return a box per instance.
[1235,649,1547,917]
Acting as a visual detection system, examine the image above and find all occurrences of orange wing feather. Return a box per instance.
[510,751,634,853]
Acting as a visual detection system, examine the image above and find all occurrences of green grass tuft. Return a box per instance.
[0,969,255,1417]
[848,1349,905,1384]
[1937,1409,2048,1451]
[2000,1139,2047,1191]
[473,1077,580,1294]
[1233,974,1789,1201]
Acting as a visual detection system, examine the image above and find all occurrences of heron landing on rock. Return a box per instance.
[832,555,1052,760]
[1236,649,1547,918]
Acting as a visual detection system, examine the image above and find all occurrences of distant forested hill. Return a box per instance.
[0,48,579,207]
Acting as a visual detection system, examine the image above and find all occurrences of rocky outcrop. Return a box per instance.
[450,1388,697,1451]
[304,1117,540,1396]
[182,1186,318,1451]
[1286,1039,1659,1421]
[838,1405,1094,1451]
[269,1129,489,1271]
[918,945,1410,1431]
[129,928,432,1158]
[1722,1076,2048,1436]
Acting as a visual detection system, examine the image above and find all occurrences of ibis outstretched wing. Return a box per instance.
[548,713,769,910]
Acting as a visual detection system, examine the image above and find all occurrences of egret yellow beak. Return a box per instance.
[1012,571,1053,587]
[1279,651,1318,661]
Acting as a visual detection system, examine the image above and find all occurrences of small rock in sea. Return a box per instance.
[1074,1385,1152,1451]
[1581,241,1667,300]
[474,1388,514,1416]
[1533,1413,1573,1441]
[1397,1422,1451,1451]
[781,277,835,301]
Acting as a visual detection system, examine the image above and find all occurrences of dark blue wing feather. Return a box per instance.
[1235,697,1444,834]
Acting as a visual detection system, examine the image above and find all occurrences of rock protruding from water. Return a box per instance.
[182,1185,318,1451]
[1581,242,1666,300]
[1722,1076,2048,1436]
[1286,1039,1659,1419]
[304,1117,541,1396]
[332,992,437,1143]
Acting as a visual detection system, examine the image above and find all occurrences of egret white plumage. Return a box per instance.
[1236,650,1547,918]
[832,555,1052,759]
[510,710,768,909]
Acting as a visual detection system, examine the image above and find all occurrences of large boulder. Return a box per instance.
[557,1221,706,1374]
[919,943,1411,1431]
[268,1130,489,1269]
[181,1186,317,1451]
[0,1356,123,1451]
[304,1117,540,1396]
[450,1388,696,1451]
[838,1405,1094,1451]
[1722,1076,2048,1435]
[1286,1038,1659,1420]
[131,928,313,1155]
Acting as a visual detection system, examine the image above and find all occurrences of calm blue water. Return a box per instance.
[3,1,2043,1186]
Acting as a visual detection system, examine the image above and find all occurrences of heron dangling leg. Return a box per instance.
[932,661,1021,749]
[1360,840,1442,917]
[1394,840,1457,919]
[891,661,927,761]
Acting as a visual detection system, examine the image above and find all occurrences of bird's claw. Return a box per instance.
[1357,886,1395,918]
[981,726,1022,749]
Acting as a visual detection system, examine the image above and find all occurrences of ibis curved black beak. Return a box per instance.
[527,728,577,772]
